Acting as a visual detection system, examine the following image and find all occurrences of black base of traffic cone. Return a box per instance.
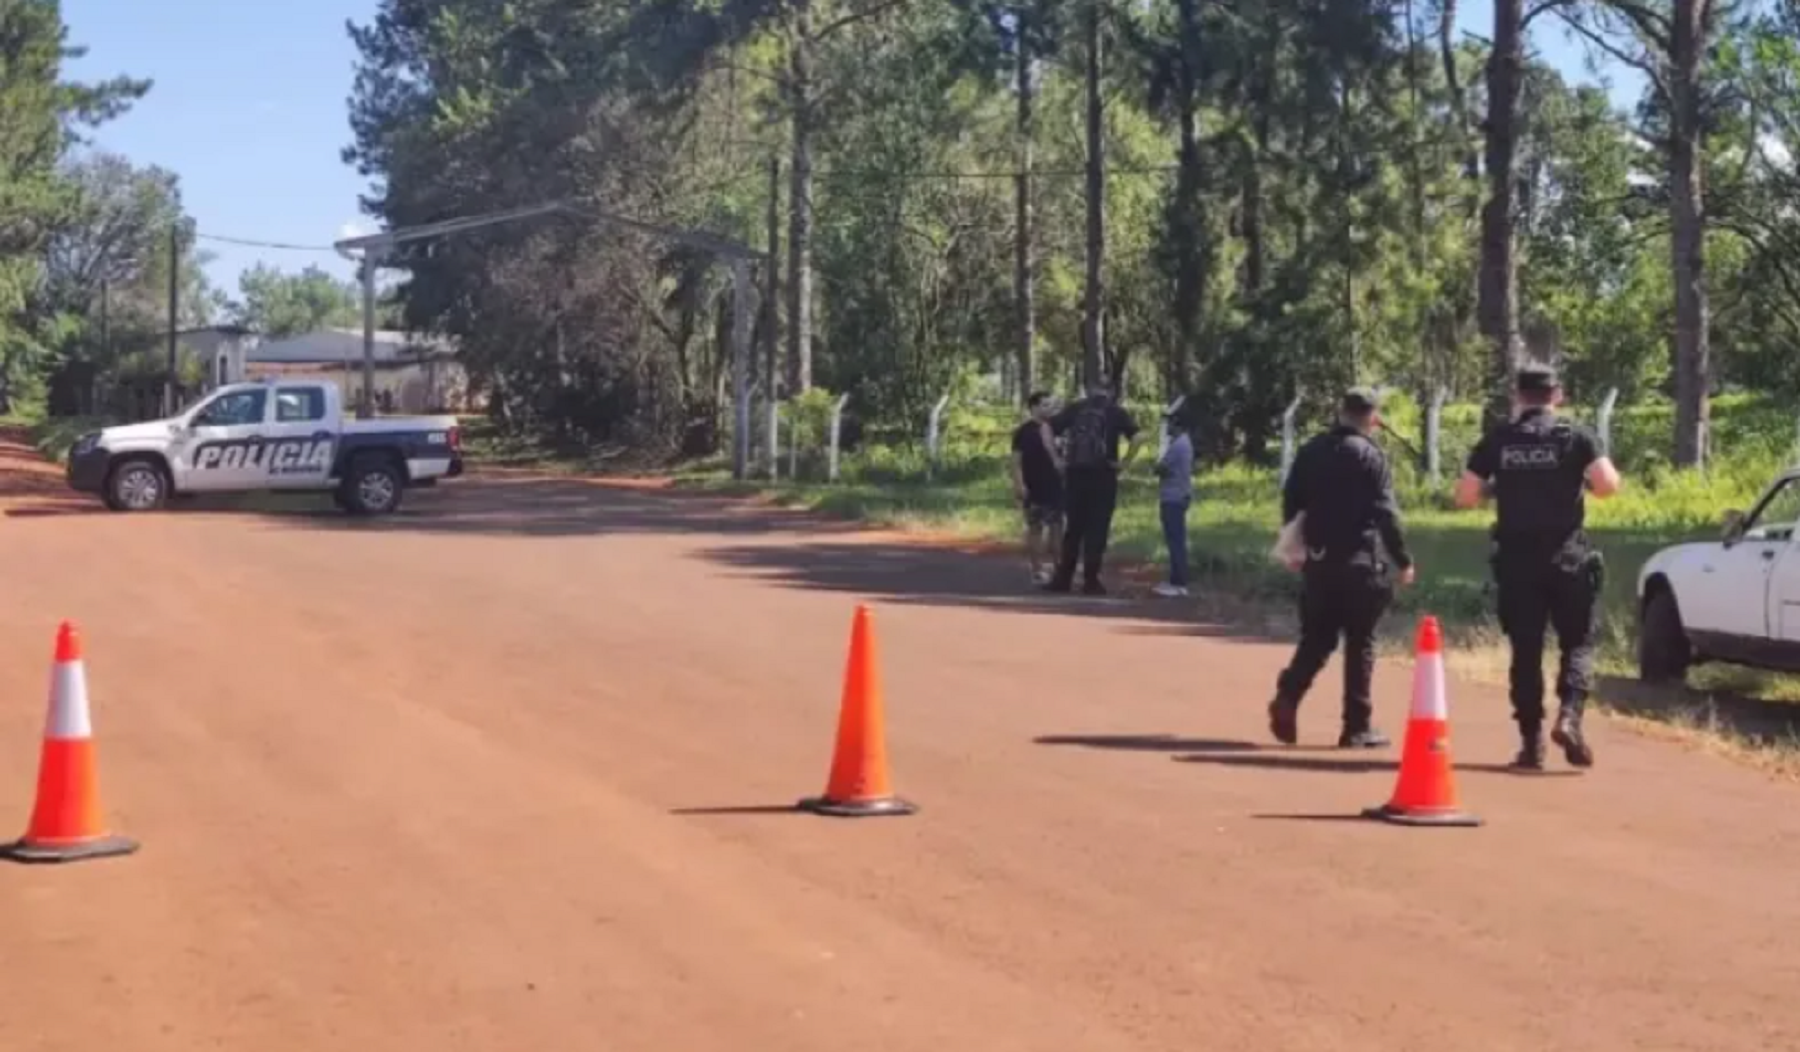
[0,834,140,865]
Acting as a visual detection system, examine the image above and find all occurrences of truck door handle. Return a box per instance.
[311,430,332,440]
[1763,549,1777,561]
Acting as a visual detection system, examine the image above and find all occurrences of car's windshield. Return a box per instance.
[1743,478,1800,542]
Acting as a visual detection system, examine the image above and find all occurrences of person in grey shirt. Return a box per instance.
[1153,402,1197,597]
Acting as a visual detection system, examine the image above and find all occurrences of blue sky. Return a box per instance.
[60,0,1638,300]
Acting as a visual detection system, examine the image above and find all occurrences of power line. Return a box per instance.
[193,232,341,253]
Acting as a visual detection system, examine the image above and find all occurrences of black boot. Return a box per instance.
[1512,729,1546,771]
[1551,708,1595,768]
[1337,727,1391,749]
[1268,697,1299,746]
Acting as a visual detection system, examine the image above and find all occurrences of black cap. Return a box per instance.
[1341,387,1382,414]
[1516,364,1559,393]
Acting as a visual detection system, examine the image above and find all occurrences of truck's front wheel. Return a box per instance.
[342,453,404,516]
[104,458,169,512]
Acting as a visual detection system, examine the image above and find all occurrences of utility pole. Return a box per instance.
[359,251,379,418]
[165,224,180,415]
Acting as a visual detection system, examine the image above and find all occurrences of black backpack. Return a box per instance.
[1064,400,1111,468]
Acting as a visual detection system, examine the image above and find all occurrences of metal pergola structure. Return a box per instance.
[333,200,763,479]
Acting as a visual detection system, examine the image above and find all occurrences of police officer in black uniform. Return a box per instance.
[1457,365,1622,770]
[1268,388,1415,749]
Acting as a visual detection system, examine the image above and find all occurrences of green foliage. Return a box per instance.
[230,263,363,337]
[0,1,153,412]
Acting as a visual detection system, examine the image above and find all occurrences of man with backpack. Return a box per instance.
[1045,383,1141,595]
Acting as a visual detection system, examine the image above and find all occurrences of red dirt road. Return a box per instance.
[3,466,1799,1052]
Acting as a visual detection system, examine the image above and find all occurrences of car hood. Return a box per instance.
[98,420,177,445]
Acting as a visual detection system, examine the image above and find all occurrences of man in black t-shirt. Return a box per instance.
[1011,391,1066,584]
[1456,365,1623,770]
[1045,384,1141,596]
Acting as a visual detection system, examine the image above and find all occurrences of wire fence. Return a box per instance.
[737,386,1800,499]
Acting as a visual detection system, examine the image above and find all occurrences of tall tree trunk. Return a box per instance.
[1013,20,1035,404]
[785,0,815,394]
[1080,0,1106,391]
[1668,0,1711,467]
[1437,0,1479,180]
[1169,0,1206,395]
[1478,0,1523,426]
[764,155,782,404]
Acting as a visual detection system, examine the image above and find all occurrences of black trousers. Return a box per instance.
[1054,467,1119,586]
[1275,560,1394,733]
[1493,538,1604,733]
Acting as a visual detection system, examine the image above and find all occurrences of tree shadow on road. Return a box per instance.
[697,537,1296,642]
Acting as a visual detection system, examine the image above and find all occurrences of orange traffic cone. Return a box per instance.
[798,605,918,818]
[1362,616,1482,828]
[0,622,140,864]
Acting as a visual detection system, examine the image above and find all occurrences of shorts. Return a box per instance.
[1022,497,1064,529]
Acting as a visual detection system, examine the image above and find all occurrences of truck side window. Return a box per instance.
[275,388,327,423]
[193,390,268,427]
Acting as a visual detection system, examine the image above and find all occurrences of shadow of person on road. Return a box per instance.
[1034,733,1267,753]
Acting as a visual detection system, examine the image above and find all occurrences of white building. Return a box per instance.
[238,328,467,414]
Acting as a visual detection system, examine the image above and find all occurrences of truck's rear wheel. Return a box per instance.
[342,453,404,516]
[104,458,169,512]
[1638,588,1692,684]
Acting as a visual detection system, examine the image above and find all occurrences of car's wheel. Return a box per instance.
[103,458,169,512]
[342,453,404,516]
[1638,588,1692,684]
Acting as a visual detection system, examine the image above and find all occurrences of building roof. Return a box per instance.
[245,328,457,365]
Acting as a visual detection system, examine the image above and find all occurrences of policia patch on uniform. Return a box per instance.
[195,439,335,476]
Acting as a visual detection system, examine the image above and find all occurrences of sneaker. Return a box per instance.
[1081,579,1107,597]
[1031,569,1052,586]
[1551,713,1595,768]
[1511,733,1546,771]
[1041,577,1072,594]
[1152,583,1189,598]
[1268,698,1299,746]
[1337,727,1391,749]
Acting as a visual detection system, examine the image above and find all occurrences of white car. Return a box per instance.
[65,379,464,516]
[1635,467,1800,681]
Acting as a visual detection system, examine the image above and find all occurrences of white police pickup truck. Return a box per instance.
[1636,467,1800,682]
[65,379,464,516]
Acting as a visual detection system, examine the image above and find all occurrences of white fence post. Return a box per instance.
[1426,386,1448,486]
[1159,394,1187,459]
[788,404,800,479]
[828,394,850,483]
[926,392,952,482]
[1278,394,1303,489]
[1597,387,1620,458]
[766,398,780,481]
